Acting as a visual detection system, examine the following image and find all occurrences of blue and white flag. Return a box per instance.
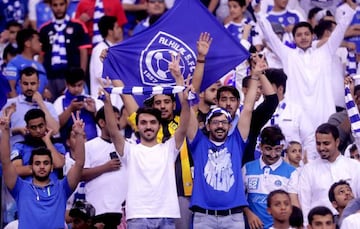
[102,0,249,103]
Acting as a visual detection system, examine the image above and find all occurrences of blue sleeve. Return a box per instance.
[62,177,73,199]
[10,143,24,161]
[54,143,66,155]
[3,62,19,81]
[9,177,24,201]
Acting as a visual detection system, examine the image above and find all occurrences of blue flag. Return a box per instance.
[103,0,249,102]
[0,73,10,110]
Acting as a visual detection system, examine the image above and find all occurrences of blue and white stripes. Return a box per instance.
[51,15,69,70]
[92,0,104,46]
[346,51,357,76]
[345,84,360,134]
[108,85,185,95]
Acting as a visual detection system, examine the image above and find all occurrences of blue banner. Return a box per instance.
[0,73,10,110]
[103,0,249,101]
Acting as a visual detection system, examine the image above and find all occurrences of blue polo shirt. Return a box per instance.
[10,177,71,229]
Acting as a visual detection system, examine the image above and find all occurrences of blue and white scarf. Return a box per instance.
[345,84,360,135]
[51,15,69,70]
[346,50,357,76]
[93,0,104,46]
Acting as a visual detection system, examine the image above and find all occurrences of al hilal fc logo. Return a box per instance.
[140,31,197,86]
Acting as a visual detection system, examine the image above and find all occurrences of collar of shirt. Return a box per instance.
[259,156,283,170]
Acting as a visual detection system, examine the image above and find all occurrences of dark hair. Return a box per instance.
[20,66,39,80]
[260,126,285,146]
[143,94,176,107]
[95,105,120,126]
[216,86,240,101]
[292,22,313,37]
[349,144,357,153]
[290,206,304,227]
[16,28,39,53]
[354,85,360,94]
[98,15,118,38]
[264,68,288,94]
[267,189,290,207]
[6,20,22,30]
[29,147,53,165]
[328,180,351,203]
[228,0,247,7]
[314,19,336,39]
[316,123,339,140]
[65,67,85,85]
[135,107,162,125]
[24,109,46,125]
[308,7,323,20]
[2,43,18,61]
[308,206,334,225]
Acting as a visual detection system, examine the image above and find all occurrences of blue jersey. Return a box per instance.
[243,158,298,229]
[267,10,303,27]
[345,9,360,53]
[3,55,48,95]
[189,128,248,210]
[10,177,71,229]
[225,18,262,46]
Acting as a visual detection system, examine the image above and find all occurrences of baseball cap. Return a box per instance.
[205,107,232,125]
[69,200,96,220]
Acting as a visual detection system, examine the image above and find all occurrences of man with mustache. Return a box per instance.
[1,66,59,147]
[242,126,299,229]
[299,123,360,226]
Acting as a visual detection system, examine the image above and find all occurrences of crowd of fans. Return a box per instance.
[0,0,360,228]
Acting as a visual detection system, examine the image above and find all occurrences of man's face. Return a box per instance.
[203,82,221,106]
[8,25,21,44]
[274,0,288,10]
[137,113,160,143]
[261,144,284,165]
[206,114,230,142]
[315,133,339,162]
[267,193,292,223]
[30,34,42,55]
[32,155,52,182]
[27,117,47,138]
[147,0,166,16]
[112,23,123,43]
[332,184,354,210]
[67,81,84,96]
[50,0,67,19]
[20,74,39,98]
[228,1,245,21]
[71,217,90,229]
[308,214,335,229]
[152,94,175,120]
[294,26,313,50]
[217,91,239,118]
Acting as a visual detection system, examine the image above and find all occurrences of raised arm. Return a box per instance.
[66,112,86,191]
[102,87,126,155]
[191,32,213,94]
[41,128,65,169]
[0,105,19,190]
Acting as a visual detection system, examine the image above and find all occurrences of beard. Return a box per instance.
[33,172,50,182]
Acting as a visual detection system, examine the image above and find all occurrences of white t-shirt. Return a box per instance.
[122,137,180,220]
[84,137,128,215]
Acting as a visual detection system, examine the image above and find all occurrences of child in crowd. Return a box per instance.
[267,190,293,229]
[285,141,304,170]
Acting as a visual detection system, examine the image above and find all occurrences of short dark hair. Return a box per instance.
[135,107,162,125]
[314,19,336,39]
[2,43,18,60]
[6,20,22,30]
[20,66,39,80]
[65,67,85,85]
[267,189,290,207]
[328,180,351,203]
[95,105,120,126]
[292,22,313,37]
[315,123,339,140]
[24,109,46,125]
[16,28,39,53]
[308,206,334,225]
[308,7,322,20]
[264,68,288,94]
[30,147,53,165]
[228,0,247,7]
[216,86,240,101]
[98,15,118,38]
[260,126,285,146]
[289,206,304,227]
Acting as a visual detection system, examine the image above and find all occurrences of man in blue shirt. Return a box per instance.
[0,106,85,229]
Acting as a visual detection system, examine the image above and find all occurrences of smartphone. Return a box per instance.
[76,95,86,102]
[110,152,119,159]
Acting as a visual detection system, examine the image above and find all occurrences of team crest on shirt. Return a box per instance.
[66,27,74,35]
[139,31,196,86]
[287,17,296,25]
[274,180,282,187]
[248,177,259,190]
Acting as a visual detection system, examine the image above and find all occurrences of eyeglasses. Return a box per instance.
[210,120,230,126]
